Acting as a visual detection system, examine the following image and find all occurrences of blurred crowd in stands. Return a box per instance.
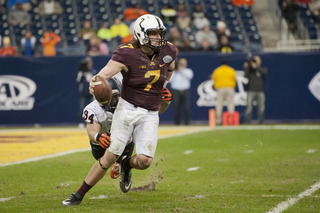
[1,0,318,57]
[279,0,320,39]
[0,0,251,57]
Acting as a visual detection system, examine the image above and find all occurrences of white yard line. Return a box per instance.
[262,195,320,198]
[266,182,320,213]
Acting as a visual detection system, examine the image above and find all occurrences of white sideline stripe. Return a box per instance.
[0,127,210,167]
[266,182,320,213]
[158,127,211,139]
[0,148,90,167]
[1,125,319,167]
[1,125,319,133]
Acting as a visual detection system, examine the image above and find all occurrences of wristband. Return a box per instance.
[94,133,99,143]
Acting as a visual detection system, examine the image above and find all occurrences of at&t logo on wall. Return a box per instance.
[0,75,37,110]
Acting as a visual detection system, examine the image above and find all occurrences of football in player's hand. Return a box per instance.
[93,75,112,106]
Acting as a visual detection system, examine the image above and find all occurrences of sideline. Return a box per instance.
[266,182,320,213]
[1,125,319,167]
[0,126,210,167]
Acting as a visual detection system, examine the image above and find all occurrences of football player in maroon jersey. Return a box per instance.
[61,14,176,206]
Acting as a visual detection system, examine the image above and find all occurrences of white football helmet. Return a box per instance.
[133,14,167,50]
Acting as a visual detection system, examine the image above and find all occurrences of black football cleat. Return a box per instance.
[120,156,132,193]
[61,191,83,207]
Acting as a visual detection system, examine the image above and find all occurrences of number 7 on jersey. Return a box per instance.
[144,70,160,91]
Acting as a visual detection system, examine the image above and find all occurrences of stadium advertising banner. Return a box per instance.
[0,52,319,126]
[167,51,320,124]
[0,56,81,126]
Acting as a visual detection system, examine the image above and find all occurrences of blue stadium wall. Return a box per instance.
[0,52,320,126]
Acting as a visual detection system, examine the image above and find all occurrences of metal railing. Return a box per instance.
[276,39,320,51]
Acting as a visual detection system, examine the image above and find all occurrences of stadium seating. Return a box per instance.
[298,4,318,39]
[1,0,263,55]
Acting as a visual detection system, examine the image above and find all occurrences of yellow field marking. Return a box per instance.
[0,127,192,165]
[0,131,88,164]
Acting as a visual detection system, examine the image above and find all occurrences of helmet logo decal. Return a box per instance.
[139,18,145,31]
[155,17,161,27]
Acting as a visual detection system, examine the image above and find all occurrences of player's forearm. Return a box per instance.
[159,101,171,114]
[97,60,125,80]
[166,70,173,81]
[87,129,99,143]
[166,60,175,80]
[86,124,101,143]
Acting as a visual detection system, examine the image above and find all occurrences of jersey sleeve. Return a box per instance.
[82,106,100,124]
[166,41,178,62]
[111,43,134,65]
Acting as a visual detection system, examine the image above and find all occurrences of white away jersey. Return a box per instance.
[83,100,113,134]
[82,100,132,147]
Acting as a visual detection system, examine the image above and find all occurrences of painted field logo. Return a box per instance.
[197,71,248,107]
[0,75,37,110]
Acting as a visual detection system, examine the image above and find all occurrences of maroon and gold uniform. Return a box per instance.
[112,42,177,111]
[60,15,176,206]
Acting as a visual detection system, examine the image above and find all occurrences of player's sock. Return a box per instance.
[123,156,132,170]
[77,181,92,196]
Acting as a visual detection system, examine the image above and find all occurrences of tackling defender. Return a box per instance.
[62,76,134,206]
[84,76,134,179]
[61,14,176,206]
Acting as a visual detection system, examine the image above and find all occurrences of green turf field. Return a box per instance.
[0,126,320,212]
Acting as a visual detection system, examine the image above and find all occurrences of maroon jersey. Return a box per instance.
[111,42,177,111]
